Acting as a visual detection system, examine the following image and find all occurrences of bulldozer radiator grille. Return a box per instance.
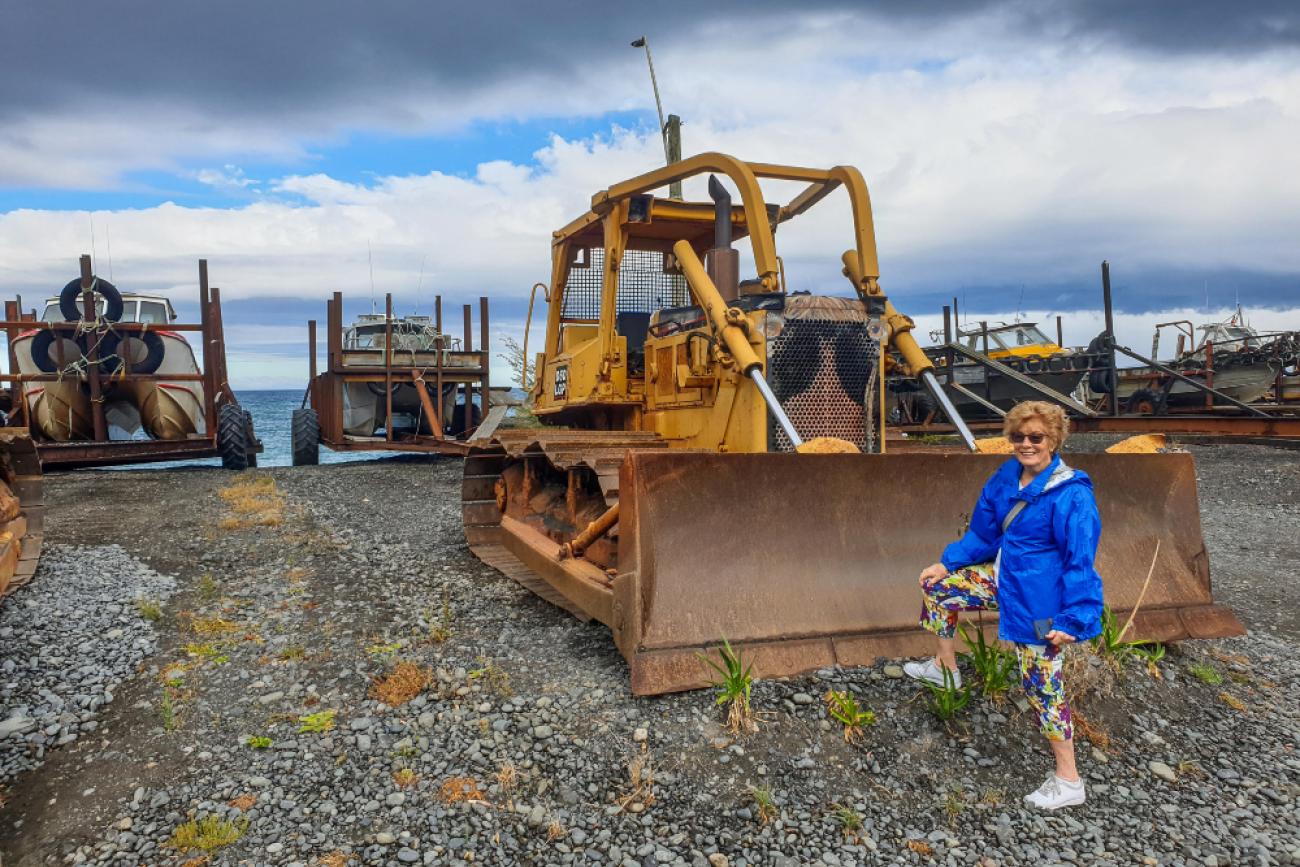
[767,317,879,453]
[561,248,688,319]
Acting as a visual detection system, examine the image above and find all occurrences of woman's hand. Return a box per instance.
[918,562,949,589]
[1044,629,1076,647]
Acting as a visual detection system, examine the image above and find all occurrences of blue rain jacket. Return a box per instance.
[940,454,1104,644]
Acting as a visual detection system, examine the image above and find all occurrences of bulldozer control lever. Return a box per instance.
[672,239,805,448]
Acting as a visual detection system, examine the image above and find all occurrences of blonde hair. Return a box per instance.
[1003,401,1069,451]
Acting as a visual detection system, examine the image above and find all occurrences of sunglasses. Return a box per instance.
[1008,432,1047,444]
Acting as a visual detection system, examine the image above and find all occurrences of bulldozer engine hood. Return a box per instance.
[941,454,1105,644]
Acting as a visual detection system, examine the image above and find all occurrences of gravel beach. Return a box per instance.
[0,444,1297,866]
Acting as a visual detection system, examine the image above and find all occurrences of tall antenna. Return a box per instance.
[89,215,98,274]
[1015,284,1025,322]
[105,222,114,282]
[368,240,376,315]
[1203,279,1209,314]
[414,254,427,316]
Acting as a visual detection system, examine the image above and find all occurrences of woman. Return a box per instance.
[904,400,1104,810]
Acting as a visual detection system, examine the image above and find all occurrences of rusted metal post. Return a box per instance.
[308,320,317,382]
[4,300,26,430]
[210,287,232,406]
[327,292,343,373]
[80,255,108,442]
[1056,315,1064,348]
[384,293,394,442]
[435,295,444,433]
[1102,261,1119,416]
[479,295,490,412]
[463,303,474,431]
[198,260,217,435]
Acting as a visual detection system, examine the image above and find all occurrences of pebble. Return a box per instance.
[1149,761,1177,783]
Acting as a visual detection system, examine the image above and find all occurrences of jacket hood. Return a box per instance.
[1000,455,1094,500]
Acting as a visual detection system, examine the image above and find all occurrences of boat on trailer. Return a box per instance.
[12,292,204,442]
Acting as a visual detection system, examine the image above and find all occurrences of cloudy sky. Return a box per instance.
[2,0,1298,389]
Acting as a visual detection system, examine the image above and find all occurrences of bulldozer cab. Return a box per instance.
[531,155,896,453]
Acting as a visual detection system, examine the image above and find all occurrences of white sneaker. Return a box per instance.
[902,658,962,689]
[1023,773,1086,810]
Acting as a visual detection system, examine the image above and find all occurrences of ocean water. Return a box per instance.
[104,389,401,470]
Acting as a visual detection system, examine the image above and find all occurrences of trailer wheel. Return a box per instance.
[217,403,250,470]
[1126,388,1161,415]
[243,409,259,468]
[59,277,125,322]
[291,408,320,466]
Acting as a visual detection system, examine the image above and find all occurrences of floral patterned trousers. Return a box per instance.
[919,562,1073,741]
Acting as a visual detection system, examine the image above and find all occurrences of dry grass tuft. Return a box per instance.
[370,661,432,706]
[439,776,485,804]
[1072,710,1113,752]
[1064,646,1119,706]
[166,815,248,853]
[191,616,239,636]
[546,819,566,841]
[218,474,285,529]
[227,793,257,811]
[907,839,935,856]
[393,768,419,788]
[1218,692,1247,712]
[314,852,351,867]
[616,744,656,813]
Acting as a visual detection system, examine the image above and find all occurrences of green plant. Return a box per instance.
[1092,605,1135,663]
[922,668,972,721]
[166,814,249,853]
[427,594,454,643]
[830,802,862,838]
[698,638,757,734]
[941,788,967,825]
[366,640,402,659]
[278,645,306,662]
[298,710,336,734]
[823,690,877,742]
[1187,662,1223,685]
[467,657,513,698]
[958,624,1018,698]
[749,786,777,824]
[160,689,179,732]
[135,598,163,621]
[1131,641,1166,678]
[198,573,222,602]
[246,735,272,749]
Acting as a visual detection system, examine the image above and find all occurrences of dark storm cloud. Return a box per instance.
[5,1,1292,126]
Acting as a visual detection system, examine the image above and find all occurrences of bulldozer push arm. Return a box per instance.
[464,153,1243,696]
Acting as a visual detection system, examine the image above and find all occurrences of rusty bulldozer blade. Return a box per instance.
[602,450,1238,694]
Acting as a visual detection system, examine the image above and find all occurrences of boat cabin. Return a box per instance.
[956,322,1060,358]
[40,294,177,325]
[343,314,455,353]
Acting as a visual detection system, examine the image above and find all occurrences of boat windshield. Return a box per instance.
[1007,324,1052,346]
[138,301,169,324]
[41,299,106,322]
[963,331,1010,352]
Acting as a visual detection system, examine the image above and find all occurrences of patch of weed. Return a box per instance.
[191,617,238,637]
[749,786,777,824]
[922,667,971,721]
[823,690,877,742]
[426,594,454,644]
[160,688,179,732]
[246,736,272,749]
[198,574,221,602]
[298,710,336,734]
[1187,662,1223,685]
[228,793,257,811]
[830,802,862,839]
[616,745,655,813]
[277,645,306,662]
[135,598,163,621]
[907,839,934,856]
[546,819,566,841]
[166,815,248,853]
[217,473,285,529]
[958,624,1017,698]
[393,768,419,788]
[698,638,757,734]
[1218,692,1247,712]
[468,657,512,698]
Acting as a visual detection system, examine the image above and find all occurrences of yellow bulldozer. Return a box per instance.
[462,154,1242,695]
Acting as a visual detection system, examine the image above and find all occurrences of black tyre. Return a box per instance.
[97,330,166,375]
[243,409,259,468]
[1126,388,1161,415]
[217,403,250,470]
[1086,333,1116,394]
[29,329,82,374]
[449,402,482,436]
[291,407,320,466]
[59,277,124,322]
[1047,354,1067,372]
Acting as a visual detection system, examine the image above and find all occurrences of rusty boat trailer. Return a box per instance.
[1,256,260,469]
[302,292,496,459]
